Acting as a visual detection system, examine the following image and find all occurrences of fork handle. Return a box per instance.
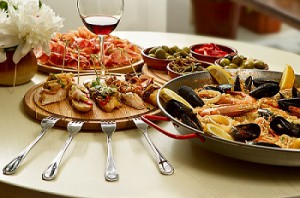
[3,129,47,175]
[42,135,74,181]
[141,130,174,175]
[105,136,119,181]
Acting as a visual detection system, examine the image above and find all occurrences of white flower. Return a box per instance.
[0,0,64,64]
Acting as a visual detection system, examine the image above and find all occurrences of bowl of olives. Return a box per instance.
[167,57,210,79]
[142,45,191,70]
[215,54,269,70]
[190,43,237,63]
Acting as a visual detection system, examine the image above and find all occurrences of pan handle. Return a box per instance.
[141,115,205,142]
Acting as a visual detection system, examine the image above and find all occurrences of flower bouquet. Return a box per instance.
[0,0,64,64]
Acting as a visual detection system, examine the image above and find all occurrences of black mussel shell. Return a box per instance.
[292,87,300,98]
[244,76,253,92]
[203,85,220,92]
[252,78,279,87]
[249,83,279,99]
[248,142,281,148]
[230,123,261,142]
[178,86,204,108]
[270,116,300,137]
[278,98,300,111]
[181,114,203,131]
[165,99,202,130]
[258,108,274,120]
[216,84,233,93]
[234,75,242,91]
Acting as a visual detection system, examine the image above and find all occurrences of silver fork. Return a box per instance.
[132,117,174,175]
[101,121,118,182]
[3,116,60,175]
[42,120,84,181]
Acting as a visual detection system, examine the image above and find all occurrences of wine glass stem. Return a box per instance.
[98,35,107,78]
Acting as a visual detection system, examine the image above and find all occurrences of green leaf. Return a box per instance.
[0,1,8,11]
[39,1,42,8]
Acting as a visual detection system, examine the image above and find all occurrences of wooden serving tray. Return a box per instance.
[141,64,171,85]
[23,74,160,131]
[38,59,144,74]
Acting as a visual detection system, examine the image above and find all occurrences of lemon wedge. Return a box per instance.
[160,88,193,109]
[206,65,234,85]
[205,123,233,141]
[279,64,295,90]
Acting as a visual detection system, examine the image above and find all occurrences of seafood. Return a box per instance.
[230,123,261,142]
[248,141,281,148]
[270,116,300,137]
[278,98,300,117]
[252,78,279,87]
[177,86,204,107]
[163,66,300,149]
[165,99,202,130]
[249,83,279,99]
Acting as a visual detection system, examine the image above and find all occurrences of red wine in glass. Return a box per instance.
[81,15,120,35]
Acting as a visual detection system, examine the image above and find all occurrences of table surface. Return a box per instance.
[232,0,300,30]
[1,31,300,198]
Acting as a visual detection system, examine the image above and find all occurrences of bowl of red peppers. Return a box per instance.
[190,43,237,63]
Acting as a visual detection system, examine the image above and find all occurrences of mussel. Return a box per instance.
[292,87,300,98]
[244,76,253,92]
[230,123,261,142]
[270,116,300,137]
[234,75,242,92]
[252,78,279,88]
[177,86,204,108]
[204,84,233,93]
[165,99,203,130]
[278,98,300,117]
[248,141,281,148]
[249,82,279,99]
[258,108,274,120]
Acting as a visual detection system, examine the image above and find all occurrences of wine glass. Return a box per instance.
[77,0,124,78]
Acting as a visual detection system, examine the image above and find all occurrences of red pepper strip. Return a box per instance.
[195,43,228,57]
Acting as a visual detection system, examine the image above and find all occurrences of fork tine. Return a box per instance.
[101,120,118,181]
[42,120,83,181]
[3,115,60,175]
[132,117,174,175]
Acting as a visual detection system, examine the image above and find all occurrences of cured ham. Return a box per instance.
[36,27,142,70]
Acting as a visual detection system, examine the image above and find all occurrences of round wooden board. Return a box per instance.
[23,74,161,132]
[141,64,171,85]
[38,59,144,74]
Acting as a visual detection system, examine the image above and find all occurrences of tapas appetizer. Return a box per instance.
[36,27,142,71]
[39,73,74,105]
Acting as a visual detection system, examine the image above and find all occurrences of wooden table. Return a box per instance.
[231,0,300,30]
[1,31,300,198]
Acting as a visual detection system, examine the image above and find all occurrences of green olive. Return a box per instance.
[155,48,166,59]
[228,63,239,69]
[169,46,179,55]
[232,55,243,66]
[149,47,158,55]
[182,47,190,54]
[162,45,169,53]
[253,60,265,69]
[240,60,254,69]
[219,58,231,67]
[149,54,156,58]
